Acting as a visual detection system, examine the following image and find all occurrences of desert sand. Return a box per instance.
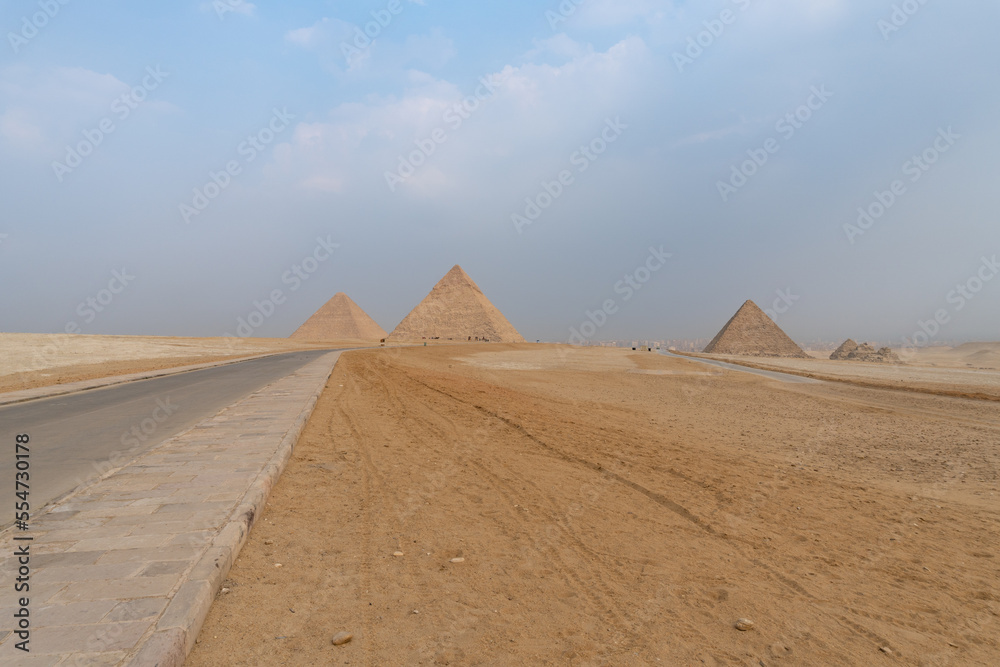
[700,348,1000,402]
[0,333,341,394]
[186,344,1000,666]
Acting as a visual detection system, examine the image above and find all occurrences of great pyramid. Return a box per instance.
[703,300,809,358]
[290,292,387,342]
[387,265,524,342]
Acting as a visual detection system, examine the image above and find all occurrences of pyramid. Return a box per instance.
[290,293,387,342]
[387,265,524,342]
[846,342,901,364]
[830,339,900,363]
[703,300,808,358]
[830,339,858,360]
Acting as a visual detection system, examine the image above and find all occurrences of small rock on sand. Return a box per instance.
[879,646,892,654]
[735,618,754,631]
[331,632,353,646]
[393,551,404,557]
[450,557,465,563]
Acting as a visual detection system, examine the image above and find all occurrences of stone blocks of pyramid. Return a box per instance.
[830,339,900,363]
[387,265,524,342]
[703,300,808,358]
[290,293,387,342]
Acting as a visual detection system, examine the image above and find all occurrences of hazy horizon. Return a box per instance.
[2,1,998,348]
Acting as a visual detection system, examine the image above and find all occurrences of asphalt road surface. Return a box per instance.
[0,349,339,525]
[658,350,821,384]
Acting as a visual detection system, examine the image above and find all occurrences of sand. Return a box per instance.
[186,344,1000,666]
[0,333,344,394]
[701,349,1000,401]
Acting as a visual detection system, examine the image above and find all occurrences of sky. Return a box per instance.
[1,0,998,346]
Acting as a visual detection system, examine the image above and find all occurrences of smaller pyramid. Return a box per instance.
[830,339,900,363]
[290,293,387,342]
[388,265,524,342]
[846,342,901,364]
[703,300,808,358]
[830,339,858,360]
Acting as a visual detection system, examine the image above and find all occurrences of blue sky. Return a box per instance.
[1,0,998,346]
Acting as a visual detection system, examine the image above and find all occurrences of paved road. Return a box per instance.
[0,349,340,521]
[658,350,821,384]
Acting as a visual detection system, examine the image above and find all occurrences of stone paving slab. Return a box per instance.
[0,351,342,665]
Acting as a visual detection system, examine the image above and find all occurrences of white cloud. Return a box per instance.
[574,0,672,27]
[285,2,444,75]
[746,0,850,29]
[269,36,653,200]
[0,66,175,156]
[0,66,126,153]
[285,17,353,50]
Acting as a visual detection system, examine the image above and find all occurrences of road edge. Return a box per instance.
[0,352,301,408]
[124,350,343,666]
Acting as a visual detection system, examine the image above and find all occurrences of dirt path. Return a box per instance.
[187,345,1000,666]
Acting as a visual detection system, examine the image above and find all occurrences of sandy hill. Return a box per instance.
[964,349,1000,369]
[703,300,808,358]
[290,293,387,342]
[387,265,524,343]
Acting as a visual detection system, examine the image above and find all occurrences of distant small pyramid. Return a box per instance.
[830,339,858,360]
[845,342,901,364]
[703,300,808,358]
[290,293,387,342]
[388,265,524,342]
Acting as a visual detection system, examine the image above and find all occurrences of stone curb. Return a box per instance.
[0,350,345,665]
[0,352,293,408]
[124,351,340,666]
